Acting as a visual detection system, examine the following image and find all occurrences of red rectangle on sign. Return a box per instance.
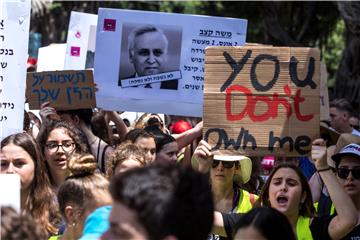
[103,19,116,31]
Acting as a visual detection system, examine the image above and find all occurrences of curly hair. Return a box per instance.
[36,120,91,185]
[1,206,48,240]
[106,141,146,179]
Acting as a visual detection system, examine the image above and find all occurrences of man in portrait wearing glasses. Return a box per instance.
[118,24,178,90]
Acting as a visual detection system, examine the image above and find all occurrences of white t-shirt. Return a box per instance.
[352,128,360,136]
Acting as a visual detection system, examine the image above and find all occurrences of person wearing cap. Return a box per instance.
[192,140,257,240]
[310,134,360,239]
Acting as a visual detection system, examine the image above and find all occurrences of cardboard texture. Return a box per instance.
[320,62,330,121]
[203,46,320,156]
[26,70,96,110]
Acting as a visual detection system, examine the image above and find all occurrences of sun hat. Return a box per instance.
[331,133,360,165]
[213,155,252,184]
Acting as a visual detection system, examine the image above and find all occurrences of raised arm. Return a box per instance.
[191,139,212,173]
[173,121,202,150]
[311,139,357,239]
[105,111,128,142]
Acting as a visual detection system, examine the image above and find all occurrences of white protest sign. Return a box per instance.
[0,174,21,213]
[0,0,31,139]
[94,9,247,116]
[64,11,98,70]
[37,44,66,72]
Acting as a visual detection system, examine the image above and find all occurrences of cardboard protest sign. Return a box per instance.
[94,8,247,116]
[64,11,98,70]
[320,62,330,122]
[0,0,30,139]
[26,70,96,110]
[0,174,21,212]
[203,46,320,156]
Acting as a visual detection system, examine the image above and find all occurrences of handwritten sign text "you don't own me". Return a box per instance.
[203,46,320,156]
[26,70,96,110]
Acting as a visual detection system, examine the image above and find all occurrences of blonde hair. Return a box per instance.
[107,141,146,179]
[58,154,110,221]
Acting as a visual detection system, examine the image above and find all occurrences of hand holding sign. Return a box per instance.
[192,140,213,173]
[311,138,328,170]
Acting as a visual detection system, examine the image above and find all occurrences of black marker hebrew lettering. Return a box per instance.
[0,49,14,55]
[0,116,7,121]
[0,102,15,109]
[1,62,7,68]
[191,57,204,63]
[220,50,252,92]
[184,84,200,90]
[192,76,204,81]
[0,76,3,82]
[0,35,4,41]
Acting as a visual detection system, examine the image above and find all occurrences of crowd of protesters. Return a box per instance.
[1,97,360,240]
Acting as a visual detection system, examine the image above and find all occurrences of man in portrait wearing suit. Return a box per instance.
[119,25,178,90]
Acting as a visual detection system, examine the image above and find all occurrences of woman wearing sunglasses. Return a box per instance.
[37,120,90,190]
[210,139,358,240]
[192,140,257,240]
[311,140,360,239]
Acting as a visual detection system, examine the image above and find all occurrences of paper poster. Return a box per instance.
[37,44,66,72]
[64,11,98,70]
[0,0,31,139]
[203,46,320,156]
[26,70,96,110]
[0,174,21,213]
[94,8,247,116]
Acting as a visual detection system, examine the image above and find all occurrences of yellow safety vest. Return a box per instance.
[313,202,335,216]
[232,189,258,214]
[296,216,313,240]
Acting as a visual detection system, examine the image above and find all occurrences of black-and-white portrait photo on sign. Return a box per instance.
[119,23,182,90]
[94,8,247,116]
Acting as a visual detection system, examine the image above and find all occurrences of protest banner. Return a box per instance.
[0,174,20,212]
[64,11,98,70]
[26,70,96,110]
[203,46,320,156]
[94,8,247,116]
[320,62,330,122]
[0,0,30,139]
[37,44,67,71]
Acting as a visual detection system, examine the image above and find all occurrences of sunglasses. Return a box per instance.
[337,168,360,180]
[212,160,236,169]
